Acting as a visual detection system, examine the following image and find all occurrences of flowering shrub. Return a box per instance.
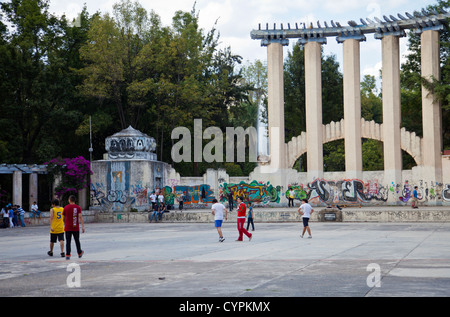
[44,156,92,200]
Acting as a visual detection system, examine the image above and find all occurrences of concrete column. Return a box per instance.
[342,39,363,179]
[304,41,323,181]
[29,173,38,208]
[78,187,88,210]
[421,30,442,183]
[12,170,22,207]
[381,35,402,186]
[267,41,286,171]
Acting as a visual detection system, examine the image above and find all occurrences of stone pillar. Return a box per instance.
[266,41,286,171]
[421,30,442,183]
[78,187,87,210]
[12,170,22,207]
[381,35,402,186]
[304,41,324,181]
[341,38,364,179]
[29,173,38,208]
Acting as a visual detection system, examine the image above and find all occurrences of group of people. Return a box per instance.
[211,196,314,242]
[211,196,255,243]
[48,195,85,260]
[149,191,167,223]
[1,204,26,228]
[148,190,188,222]
[0,201,42,229]
[1,196,85,260]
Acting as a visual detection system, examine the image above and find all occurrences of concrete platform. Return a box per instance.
[14,206,450,227]
[95,205,450,223]
[1,221,450,301]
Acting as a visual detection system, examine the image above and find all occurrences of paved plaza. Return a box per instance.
[1,220,450,300]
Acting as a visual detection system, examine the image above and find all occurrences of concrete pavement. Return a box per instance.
[1,221,450,300]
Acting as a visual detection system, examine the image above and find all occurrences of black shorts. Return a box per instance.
[50,232,64,243]
[302,217,309,227]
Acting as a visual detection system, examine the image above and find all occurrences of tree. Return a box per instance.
[0,0,84,163]
[283,43,343,142]
[129,4,251,175]
[284,43,344,171]
[361,75,382,123]
[401,0,449,149]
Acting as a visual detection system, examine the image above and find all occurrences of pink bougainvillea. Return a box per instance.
[44,156,92,199]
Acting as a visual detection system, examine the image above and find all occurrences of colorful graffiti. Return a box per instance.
[286,179,389,205]
[172,184,214,206]
[219,180,281,204]
[89,171,450,210]
[284,178,449,206]
[443,184,450,202]
[398,180,445,203]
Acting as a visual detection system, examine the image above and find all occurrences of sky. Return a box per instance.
[48,0,438,79]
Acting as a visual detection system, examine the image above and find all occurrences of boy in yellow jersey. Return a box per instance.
[48,199,65,257]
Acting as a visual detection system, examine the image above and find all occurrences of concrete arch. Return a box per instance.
[286,118,422,169]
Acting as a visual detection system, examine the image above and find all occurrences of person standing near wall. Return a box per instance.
[7,204,14,228]
[17,205,26,227]
[298,199,314,239]
[227,191,234,212]
[236,197,252,242]
[63,195,85,260]
[288,187,295,207]
[246,202,255,231]
[178,192,185,211]
[411,186,419,209]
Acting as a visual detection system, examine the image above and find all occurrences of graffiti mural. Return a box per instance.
[157,184,215,207]
[130,183,148,206]
[90,170,450,210]
[443,184,450,202]
[398,180,444,203]
[286,179,389,205]
[163,186,175,206]
[282,178,450,206]
[219,181,281,204]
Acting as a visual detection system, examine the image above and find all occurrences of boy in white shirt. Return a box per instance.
[298,198,314,238]
[211,198,228,242]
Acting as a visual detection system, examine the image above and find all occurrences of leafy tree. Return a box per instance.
[361,74,382,123]
[0,0,84,163]
[284,43,344,171]
[401,0,449,149]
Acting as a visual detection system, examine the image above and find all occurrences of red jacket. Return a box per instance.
[237,202,246,217]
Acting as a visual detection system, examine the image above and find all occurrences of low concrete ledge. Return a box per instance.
[93,206,450,224]
[16,207,450,226]
[16,210,97,227]
[342,208,450,222]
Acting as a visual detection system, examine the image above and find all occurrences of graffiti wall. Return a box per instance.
[219,180,281,204]
[90,158,450,210]
[284,178,449,206]
[90,160,175,211]
[165,184,215,207]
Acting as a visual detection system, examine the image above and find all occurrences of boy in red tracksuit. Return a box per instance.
[236,196,252,242]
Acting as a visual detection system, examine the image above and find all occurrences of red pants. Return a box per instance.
[237,218,252,241]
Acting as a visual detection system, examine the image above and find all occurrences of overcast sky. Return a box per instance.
[48,0,437,78]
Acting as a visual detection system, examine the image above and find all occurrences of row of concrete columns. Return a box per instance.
[10,171,88,209]
[266,29,442,184]
[11,171,38,208]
